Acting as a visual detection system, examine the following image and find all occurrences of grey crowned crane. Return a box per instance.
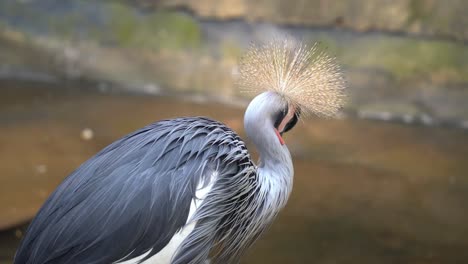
[14,39,345,264]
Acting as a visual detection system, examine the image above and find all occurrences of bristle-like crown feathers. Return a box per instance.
[238,38,346,117]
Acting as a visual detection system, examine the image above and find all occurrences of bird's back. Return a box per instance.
[15,117,259,264]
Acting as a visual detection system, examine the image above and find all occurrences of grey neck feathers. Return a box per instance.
[244,92,294,209]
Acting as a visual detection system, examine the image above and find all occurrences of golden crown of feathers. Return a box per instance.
[238,38,346,117]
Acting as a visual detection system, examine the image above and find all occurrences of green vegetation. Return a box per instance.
[107,3,139,46]
[310,34,342,57]
[0,1,201,51]
[106,2,201,50]
[315,36,468,84]
[300,32,468,84]
[407,0,433,24]
[221,41,243,60]
[1,0,467,91]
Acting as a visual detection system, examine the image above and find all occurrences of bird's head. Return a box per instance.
[244,91,300,146]
[240,38,346,147]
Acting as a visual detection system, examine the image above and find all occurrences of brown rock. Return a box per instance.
[140,0,468,41]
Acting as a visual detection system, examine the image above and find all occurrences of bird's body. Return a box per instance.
[15,115,293,264]
[15,39,345,263]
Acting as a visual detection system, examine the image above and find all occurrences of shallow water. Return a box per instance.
[1,79,468,263]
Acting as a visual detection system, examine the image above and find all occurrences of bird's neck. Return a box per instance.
[246,122,294,210]
[256,142,294,210]
[243,92,294,209]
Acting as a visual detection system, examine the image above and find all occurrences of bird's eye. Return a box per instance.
[282,108,301,133]
[273,105,288,129]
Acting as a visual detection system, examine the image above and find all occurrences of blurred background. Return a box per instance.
[1,0,468,263]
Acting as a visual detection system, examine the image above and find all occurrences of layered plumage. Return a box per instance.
[15,118,264,263]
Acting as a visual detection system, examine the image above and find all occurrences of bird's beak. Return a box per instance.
[274,128,285,145]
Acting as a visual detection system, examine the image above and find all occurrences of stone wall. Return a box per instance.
[140,0,468,42]
[0,0,467,127]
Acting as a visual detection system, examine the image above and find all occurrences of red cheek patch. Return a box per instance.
[274,128,285,145]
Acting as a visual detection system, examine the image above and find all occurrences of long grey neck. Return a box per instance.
[254,128,294,210]
[243,94,294,209]
[254,126,293,176]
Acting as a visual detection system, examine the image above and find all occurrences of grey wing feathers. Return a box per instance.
[14,117,256,264]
